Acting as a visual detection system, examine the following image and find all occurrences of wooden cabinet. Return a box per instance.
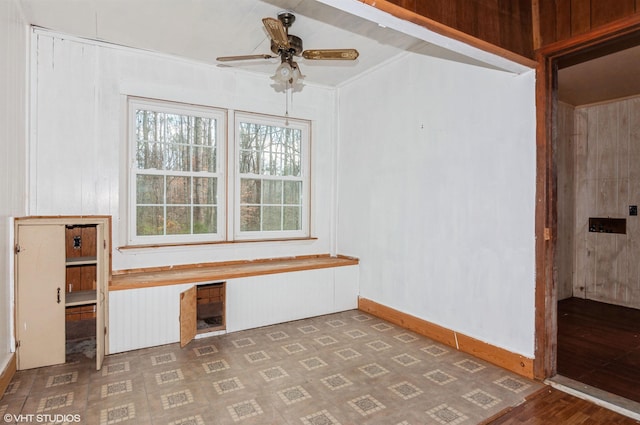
[180,282,226,347]
[14,217,110,370]
[196,282,225,330]
[65,225,98,323]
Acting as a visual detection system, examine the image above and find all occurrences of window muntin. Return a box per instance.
[129,98,225,244]
[128,100,310,245]
[235,113,310,239]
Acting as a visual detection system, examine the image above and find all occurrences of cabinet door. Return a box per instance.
[96,223,105,370]
[179,286,197,347]
[16,224,66,369]
[96,286,105,370]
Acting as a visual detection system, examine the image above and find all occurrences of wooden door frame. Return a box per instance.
[533,14,640,380]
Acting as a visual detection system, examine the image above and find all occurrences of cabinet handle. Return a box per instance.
[57,287,61,304]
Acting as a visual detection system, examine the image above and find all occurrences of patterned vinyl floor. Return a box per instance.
[0,310,543,425]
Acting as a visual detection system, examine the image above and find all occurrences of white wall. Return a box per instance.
[29,30,339,271]
[0,0,27,371]
[28,28,538,359]
[337,53,536,357]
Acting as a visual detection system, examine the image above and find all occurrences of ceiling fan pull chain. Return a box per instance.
[285,82,290,126]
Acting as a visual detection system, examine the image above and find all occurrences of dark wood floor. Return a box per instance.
[486,387,640,424]
[486,297,640,424]
[557,297,640,403]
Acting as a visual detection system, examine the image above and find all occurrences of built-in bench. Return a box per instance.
[107,254,360,354]
[110,254,359,290]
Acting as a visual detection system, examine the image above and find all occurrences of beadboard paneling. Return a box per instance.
[108,266,359,353]
[108,283,193,353]
[1,0,27,376]
[30,30,339,271]
[226,267,359,333]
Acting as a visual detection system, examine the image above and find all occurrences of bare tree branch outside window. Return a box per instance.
[238,121,303,233]
[134,107,219,238]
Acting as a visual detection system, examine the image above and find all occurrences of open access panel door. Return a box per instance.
[180,286,197,347]
[16,224,66,369]
[95,222,107,370]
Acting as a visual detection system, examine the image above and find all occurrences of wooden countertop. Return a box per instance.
[110,255,359,291]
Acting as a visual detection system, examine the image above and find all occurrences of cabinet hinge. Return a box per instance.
[15,340,20,348]
[104,326,107,336]
[14,244,21,254]
[103,240,107,249]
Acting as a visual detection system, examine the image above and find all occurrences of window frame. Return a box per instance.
[126,99,313,246]
[127,97,227,245]
[233,112,311,241]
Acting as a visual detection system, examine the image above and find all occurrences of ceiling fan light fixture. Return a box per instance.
[273,62,292,83]
[292,64,301,82]
[273,61,301,85]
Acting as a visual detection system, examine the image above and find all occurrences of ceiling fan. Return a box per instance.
[216,12,359,86]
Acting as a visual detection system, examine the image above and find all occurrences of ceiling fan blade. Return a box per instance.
[262,17,289,49]
[216,54,276,62]
[302,49,359,60]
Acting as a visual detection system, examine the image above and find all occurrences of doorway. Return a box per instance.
[537,20,640,412]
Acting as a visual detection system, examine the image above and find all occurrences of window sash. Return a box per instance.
[128,98,226,244]
[234,113,310,240]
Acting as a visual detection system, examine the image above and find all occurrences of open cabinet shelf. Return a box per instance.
[65,256,97,266]
[66,290,97,307]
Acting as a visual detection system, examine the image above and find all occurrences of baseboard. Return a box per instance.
[0,354,16,398]
[358,297,534,379]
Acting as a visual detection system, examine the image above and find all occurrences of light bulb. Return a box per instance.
[274,62,293,83]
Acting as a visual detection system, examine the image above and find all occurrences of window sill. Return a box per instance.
[118,236,318,252]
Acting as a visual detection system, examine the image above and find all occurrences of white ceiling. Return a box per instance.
[558,44,640,106]
[17,0,525,87]
[22,0,636,104]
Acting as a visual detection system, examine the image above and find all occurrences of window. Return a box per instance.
[129,98,226,244]
[235,113,310,240]
[128,99,310,245]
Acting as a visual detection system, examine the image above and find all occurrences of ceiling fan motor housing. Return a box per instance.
[271,35,303,56]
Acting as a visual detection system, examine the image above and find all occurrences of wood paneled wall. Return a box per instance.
[572,96,640,308]
[387,0,534,58]
[538,0,640,48]
[556,102,576,301]
[385,0,640,58]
